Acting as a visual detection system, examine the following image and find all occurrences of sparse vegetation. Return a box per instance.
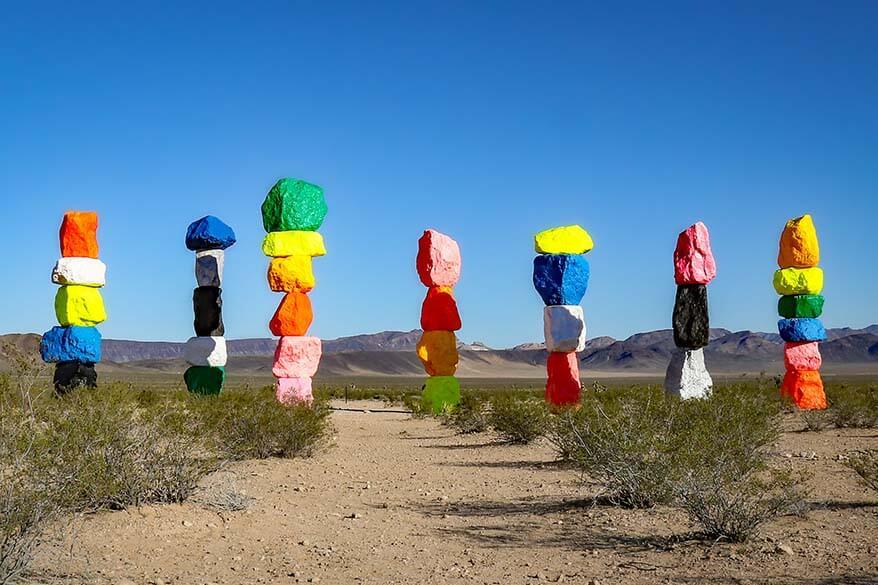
[442,395,490,434]
[826,385,878,429]
[488,396,550,444]
[845,450,878,492]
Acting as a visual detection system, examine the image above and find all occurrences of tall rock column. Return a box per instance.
[532,225,593,406]
[40,211,107,393]
[774,214,827,410]
[183,216,236,395]
[416,229,462,414]
[261,178,328,406]
[664,222,716,399]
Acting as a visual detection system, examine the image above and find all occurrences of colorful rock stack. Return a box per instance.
[774,214,827,410]
[416,229,462,414]
[183,216,236,395]
[532,225,593,406]
[261,178,328,406]
[664,222,716,399]
[40,211,107,393]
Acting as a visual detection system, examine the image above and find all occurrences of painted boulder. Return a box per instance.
[185,216,237,251]
[51,257,106,287]
[545,351,581,406]
[269,291,313,337]
[275,377,314,406]
[781,370,827,410]
[195,250,224,287]
[664,348,713,400]
[532,254,589,306]
[777,318,826,343]
[534,225,594,255]
[784,341,822,372]
[267,256,316,292]
[184,336,228,367]
[193,286,224,336]
[262,231,326,258]
[60,211,99,258]
[272,336,322,378]
[777,294,824,319]
[673,222,716,285]
[422,376,461,414]
[778,214,819,269]
[54,285,107,327]
[420,286,461,332]
[543,305,586,353]
[40,326,101,363]
[184,366,225,395]
[417,229,461,287]
[672,284,709,349]
[53,360,97,393]
[416,330,459,376]
[262,178,328,232]
[773,267,823,296]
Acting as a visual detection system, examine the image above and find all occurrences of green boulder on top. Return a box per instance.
[184,365,225,395]
[261,178,327,232]
[778,294,824,319]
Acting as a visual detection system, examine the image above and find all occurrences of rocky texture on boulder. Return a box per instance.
[778,214,820,268]
[193,286,224,337]
[781,370,826,410]
[40,325,101,363]
[272,336,322,378]
[545,351,581,406]
[261,178,327,232]
[773,267,824,296]
[59,211,99,258]
[673,222,716,285]
[778,318,827,342]
[195,250,224,287]
[51,257,106,287]
[185,216,237,251]
[543,305,586,353]
[275,377,314,406]
[267,256,315,292]
[532,254,589,306]
[422,376,461,414]
[664,348,713,399]
[184,336,228,367]
[420,286,461,332]
[534,225,594,255]
[778,294,824,318]
[416,330,459,376]
[784,341,822,371]
[270,291,313,336]
[417,229,461,287]
[672,284,709,349]
[54,285,107,327]
[262,230,326,258]
[184,366,225,396]
[53,359,97,393]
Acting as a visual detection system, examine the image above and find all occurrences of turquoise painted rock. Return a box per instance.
[262,178,327,232]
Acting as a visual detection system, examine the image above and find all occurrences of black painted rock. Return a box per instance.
[54,360,97,394]
[193,286,224,336]
[673,284,709,349]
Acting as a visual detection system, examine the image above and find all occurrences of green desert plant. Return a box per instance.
[845,450,878,492]
[488,396,550,444]
[443,395,490,434]
[825,384,878,429]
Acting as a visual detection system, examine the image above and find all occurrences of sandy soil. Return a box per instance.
[32,400,878,585]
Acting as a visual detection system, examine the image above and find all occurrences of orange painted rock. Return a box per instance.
[416,330,458,376]
[60,211,99,258]
[545,352,581,406]
[267,256,315,292]
[269,291,313,336]
[420,286,461,331]
[778,214,819,268]
[780,370,827,410]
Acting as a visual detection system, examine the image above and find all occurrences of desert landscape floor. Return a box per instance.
[33,400,878,585]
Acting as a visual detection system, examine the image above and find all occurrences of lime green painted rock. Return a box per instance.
[262,178,327,232]
[778,295,824,319]
[422,376,460,414]
[184,366,225,395]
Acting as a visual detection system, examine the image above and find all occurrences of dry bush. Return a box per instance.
[443,395,490,434]
[826,384,878,429]
[488,396,550,444]
[845,450,878,492]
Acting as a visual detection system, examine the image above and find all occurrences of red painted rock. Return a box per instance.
[275,377,314,406]
[269,291,313,336]
[545,352,581,406]
[417,229,461,287]
[673,222,716,285]
[272,336,322,378]
[420,286,461,331]
[780,370,827,410]
[60,211,99,258]
[783,342,822,372]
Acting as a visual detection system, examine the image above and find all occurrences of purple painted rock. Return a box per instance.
[674,222,717,285]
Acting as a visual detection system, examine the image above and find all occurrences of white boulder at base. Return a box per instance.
[184,336,228,367]
[543,305,586,353]
[664,348,713,400]
[51,257,107,287]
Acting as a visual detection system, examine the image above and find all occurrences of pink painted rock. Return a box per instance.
[275,377,314,406]
[272,336,322,378]
[417,229,461,287]
[674,222,717,285]
[784,341,822,371]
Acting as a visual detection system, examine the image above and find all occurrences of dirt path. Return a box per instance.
[34,401,878,585]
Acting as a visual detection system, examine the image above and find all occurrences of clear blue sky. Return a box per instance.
[1,1,876,347]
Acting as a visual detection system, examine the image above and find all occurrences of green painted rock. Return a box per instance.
[261,178,327,232]
[184,366,225,395]
[422,376,460,414]
[778,295,824,319]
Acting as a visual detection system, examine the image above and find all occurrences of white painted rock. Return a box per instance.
[184,336,227,367]
[543,305,586,353]
[664,348,713,399]
[51,257,106,287]
[195,250,224,287]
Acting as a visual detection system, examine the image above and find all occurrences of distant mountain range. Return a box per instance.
[2,325,876,379]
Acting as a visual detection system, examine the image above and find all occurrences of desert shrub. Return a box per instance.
[489,396,550,444]
[845,450,878,492]
[193,388,331,460]
[403,394,428,418]
[826,384,878,429]
[443,395,489,434]
[800,410,830,432]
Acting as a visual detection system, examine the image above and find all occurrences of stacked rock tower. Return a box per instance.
[532,225,593,406]
[183,216,236,395]
[40,211,107,393]
[664,222,716,399]
[261,178,328,406]
[774,214,827,410]
[416,229,462,414]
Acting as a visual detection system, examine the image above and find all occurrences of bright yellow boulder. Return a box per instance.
[54,285,107,326]
[778,214,819,268]
[773,267,823,295]
[267,256,316,292]
[262,231,326,258]
[534,225,594,254]
[416,331,459,376]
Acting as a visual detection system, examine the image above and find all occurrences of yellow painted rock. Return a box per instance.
[262,231,326,258]
[534,225,594,254]
[416,330,459,376]
[778,214,819,268]
[267,256,316,292]
[54,285,107,326]
[773,267,823,295]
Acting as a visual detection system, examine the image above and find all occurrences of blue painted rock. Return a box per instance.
[53,360,97,394]
[532,255,589,306]
[40,326,102,363]
[185,216,236,251]
[778,318,826,343]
